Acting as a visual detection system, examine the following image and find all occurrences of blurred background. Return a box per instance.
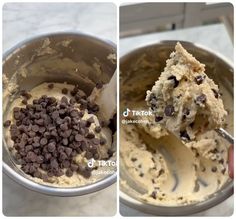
[120,2,233,42]
[2,2,116,216]
[120,2,233,217]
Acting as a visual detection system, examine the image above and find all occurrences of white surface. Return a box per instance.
[3,175,117,217]
[3,2,117,53]
[120,23,233,60]
[120,23,234,216]
[2,2,117,216]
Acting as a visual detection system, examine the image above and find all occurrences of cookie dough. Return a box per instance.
[121,121,229,205]
[120,44,232,206]
[4,82,114,187]
[146,43,227,141]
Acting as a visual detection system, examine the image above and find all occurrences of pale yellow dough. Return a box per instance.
[121,119,229,205]
[146,43,227,140]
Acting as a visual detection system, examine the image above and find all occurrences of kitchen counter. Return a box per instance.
[120,23,233,216]
[2,2,117,216]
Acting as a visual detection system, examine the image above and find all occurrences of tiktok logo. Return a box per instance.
[123,108,130,117]
[87,158,95,168]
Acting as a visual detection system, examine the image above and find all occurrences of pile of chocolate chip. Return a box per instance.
[4,84,108,182]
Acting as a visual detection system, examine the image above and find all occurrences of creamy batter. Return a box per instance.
[146,43,227,141]
[121,121,229,205]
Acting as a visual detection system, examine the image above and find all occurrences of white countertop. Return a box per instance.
[120,23,234,216]
[3,2,117,53]
[2,2,117,216]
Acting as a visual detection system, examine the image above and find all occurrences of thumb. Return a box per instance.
[228,145,234,179]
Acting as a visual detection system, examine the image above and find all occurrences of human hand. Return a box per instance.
[228,145,233,179]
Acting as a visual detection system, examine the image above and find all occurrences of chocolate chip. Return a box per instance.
[100,137,106,145]
[94,126,101,133]
[62,138,69,146]
[50,159,59,169]
[85,151,93,159]
[212,89,219,99]
[21,98,28,105]
[168,75,179,88]
[65,147,72,156]
[65,169,73,177]
[40,138,48,146]
[75,134,83,142]
[92,138,100,145]
[80,120,86,128]
[37,155,44,164]
[56,117,63,125]
[149,93,157,101]
[180,130,190,141]
[86,117,94,126]
[48,83,54,89]
[96,82,103,89]
[48,142,56,152]
[32,142,40,148]
[25,145,33,152]
[56,144,63,151]
[62,88,68,94]
[189,122,194,128]
[70,164,78,171]
[34,171,42,178]
[211,166,217,172]
[155,116,163,122]
[195,94,206,105]
[20,90,32,100]
[221,168,226,174]
[32,125,39,132]
[39,126,46,133]
[131,157,137,162]
[201,166,206,172]
[13,107,20,112]
[61,96,68,105]
[78,166,91,178]
[139,173,144,177]
[3,120,11,127]
[195,75,205,85]
[59,152,67,161]
[86,133,95,139]
[78,111,84,118]
[151,191,157,199]
[70,110,78,118]
[60,123,68,131]
[27,151,37,162]
[219,159,224,164]
[182,108,190,120]
[69,98,76,105]
[35,118,44,126]
[164,105,175,116]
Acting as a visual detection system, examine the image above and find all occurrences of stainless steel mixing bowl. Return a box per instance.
[3,32,117,196]
[120,40,233,215]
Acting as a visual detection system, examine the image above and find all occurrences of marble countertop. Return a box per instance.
[120,23,234,216]
[2,3,116,217]
[3,2,117,53]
